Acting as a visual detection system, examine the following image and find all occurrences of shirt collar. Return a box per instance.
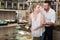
[43,8,51,14]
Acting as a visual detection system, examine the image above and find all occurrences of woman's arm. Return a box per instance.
[34,13,45,31]
[41,14,45,26]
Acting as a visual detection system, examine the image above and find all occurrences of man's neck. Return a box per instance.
[45,8,50,13]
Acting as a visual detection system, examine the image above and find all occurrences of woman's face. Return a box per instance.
[34,5,40,12]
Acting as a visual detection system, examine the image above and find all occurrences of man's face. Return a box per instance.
[43,3,49,10]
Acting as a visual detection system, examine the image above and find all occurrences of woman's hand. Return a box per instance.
[34,27,41,31]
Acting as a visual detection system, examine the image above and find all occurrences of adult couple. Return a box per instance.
[28,1,55,40]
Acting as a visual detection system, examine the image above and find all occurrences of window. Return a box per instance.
[58,4,60,13]
[14,3,17,6]
[1,1,5,8]
[1,2,5,5]
[7,1,12,9]
[13,2,17,9]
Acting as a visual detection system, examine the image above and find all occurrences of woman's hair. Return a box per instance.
[29,3,39,13]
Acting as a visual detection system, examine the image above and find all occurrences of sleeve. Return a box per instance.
[51,11,56,23]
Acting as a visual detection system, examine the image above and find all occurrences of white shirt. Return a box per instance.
[41,8,56,26]
[30,13,45,37]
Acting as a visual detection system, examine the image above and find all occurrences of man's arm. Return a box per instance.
[46,11,55,26]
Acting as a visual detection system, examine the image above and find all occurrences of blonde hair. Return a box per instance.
[29,3,39,13]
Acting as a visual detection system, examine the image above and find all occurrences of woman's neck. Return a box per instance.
[33,11,39,15]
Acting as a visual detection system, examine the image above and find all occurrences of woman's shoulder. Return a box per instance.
[39,13,44,17]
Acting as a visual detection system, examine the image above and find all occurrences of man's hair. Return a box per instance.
[44,1,51,6]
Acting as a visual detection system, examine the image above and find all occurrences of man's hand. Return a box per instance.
[45,22,54,26]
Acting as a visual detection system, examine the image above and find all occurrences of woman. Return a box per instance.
[28,3,45,40]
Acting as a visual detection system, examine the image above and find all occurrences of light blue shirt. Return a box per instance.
[41,8,56,24]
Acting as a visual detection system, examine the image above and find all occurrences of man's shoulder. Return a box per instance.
[50,8,56,15]
[40,8,45,14]
[50,8,55,13]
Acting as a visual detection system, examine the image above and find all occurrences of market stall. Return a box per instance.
[0,11,18,40]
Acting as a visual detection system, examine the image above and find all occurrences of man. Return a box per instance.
[41,1,56,40]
